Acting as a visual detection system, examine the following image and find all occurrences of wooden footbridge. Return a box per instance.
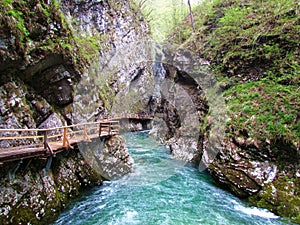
[0,113,153,165]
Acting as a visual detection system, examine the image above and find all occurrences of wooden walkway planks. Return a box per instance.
[111,113,154,120]
[0,113,152,164]
[0,120,120,164]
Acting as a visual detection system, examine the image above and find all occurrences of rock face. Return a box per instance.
[0,135,132,224]
[163,0,300,222]
[208,137,300,221]
[95,136,134,180]
[146,47,212,163]
[119,119,152,133]
[0,0,151,129]
[78,135,134,180]
[0,149,102,225]
[143,42,300,222]
[61,0,152,122]
[0,0,146,224]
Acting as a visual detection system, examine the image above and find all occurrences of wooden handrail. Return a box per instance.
[0,113,153,150]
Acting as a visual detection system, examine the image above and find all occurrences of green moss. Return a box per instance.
[249,178,300,223]
[169,1,300,220]
[172,0,299,79]
[0,0,92,72]
[0,1,29,44]
[224,80,299,143]
[169,0,300,145]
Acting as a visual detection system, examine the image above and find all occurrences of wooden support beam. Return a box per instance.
[99,123,102,136]
[46,142,54,155]
[0,114,153,164]
[83,124,91,142]
[43,131,48,151]
[62,126,71,149]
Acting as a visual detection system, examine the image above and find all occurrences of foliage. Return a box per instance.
[224,80,299,143]
[169,0,300,145]
[134,0,201,41]
[0,0,29,44]
[0,0,96,71]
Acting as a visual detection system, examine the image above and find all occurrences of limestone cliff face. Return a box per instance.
[0,0,150,130]
[0,0,144,224]
[208,137,300,221]
[60,0,152,122]
[143,46,211,163]
[142,41,299,221]
[79,135,134,180]
[0,149,102,225]
[0,135,132,224]
[163,0,300,221]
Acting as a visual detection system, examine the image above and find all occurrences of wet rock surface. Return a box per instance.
[207,136,300,222]
[95,136,134,180]
[148,48,210,164]
[0,0,146,224]
[146,45,300,222]
[78,135,134,181]
[0,135,131,224]
[0,149,102,225]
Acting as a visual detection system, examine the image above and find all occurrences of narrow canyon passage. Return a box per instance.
[54,132,289,225]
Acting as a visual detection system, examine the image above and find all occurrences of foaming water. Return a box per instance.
[54,132,293,225]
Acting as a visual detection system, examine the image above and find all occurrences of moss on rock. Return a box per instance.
[167,0,300,222]
[250,178,300,223]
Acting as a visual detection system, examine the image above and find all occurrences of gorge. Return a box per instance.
[0,0,299,224]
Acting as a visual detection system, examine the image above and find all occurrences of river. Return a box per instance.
[54,132,293,225]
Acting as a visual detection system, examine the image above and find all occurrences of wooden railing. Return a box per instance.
[111,113,154,120]
[0,120,119,153]
[0,113,153,164]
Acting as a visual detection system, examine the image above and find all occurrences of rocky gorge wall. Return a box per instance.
[147,43,300,222]
[163,0,300,222]
[1,0,299,223]
[0,0,149,224]
[0,135,132,224]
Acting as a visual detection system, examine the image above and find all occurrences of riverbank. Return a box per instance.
[54,132,292,225]
[168,0,300,222]
[0,135,132,224]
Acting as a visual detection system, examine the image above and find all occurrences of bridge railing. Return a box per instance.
[0,113,153,152]
[0,120,120,152]
[110,113,154,120]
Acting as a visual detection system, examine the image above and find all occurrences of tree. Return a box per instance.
[187,0,196,32]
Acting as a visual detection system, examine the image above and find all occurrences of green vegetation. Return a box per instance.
[134,0,200,41]
[170,0,300,144]
[0,0,29,44]
[249,177,300,223]
[0,0,104,71]
[225,80,299,143]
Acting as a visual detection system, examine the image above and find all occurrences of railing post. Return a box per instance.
[43,131,48,150]
[43,130,54,155]
[108,122,111,135]
[62,125,71,149]
[99,122,102,137]
[83,124,91,142]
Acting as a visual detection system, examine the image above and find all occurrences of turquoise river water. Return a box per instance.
[54,132,294,225]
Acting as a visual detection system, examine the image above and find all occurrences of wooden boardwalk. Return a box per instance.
[0,114,153,164]
[0,120,119,164]
[111,113,153,120]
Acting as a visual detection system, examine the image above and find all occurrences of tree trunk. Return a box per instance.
[187,0,196,32]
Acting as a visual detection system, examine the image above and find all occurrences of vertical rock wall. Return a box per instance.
[0,0,146,224]
[0,135,132,224]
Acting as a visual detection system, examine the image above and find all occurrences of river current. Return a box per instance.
[54,132,293,225]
